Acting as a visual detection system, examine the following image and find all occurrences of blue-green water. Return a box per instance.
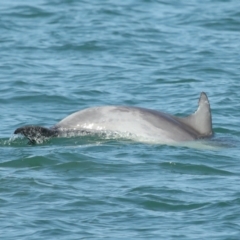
[1,0,240,239]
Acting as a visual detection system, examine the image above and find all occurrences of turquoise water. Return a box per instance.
[1,0,240,239]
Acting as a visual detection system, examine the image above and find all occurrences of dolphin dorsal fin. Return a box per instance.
[176,92,213,137]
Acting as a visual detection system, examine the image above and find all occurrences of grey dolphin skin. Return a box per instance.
[14,92,213,144]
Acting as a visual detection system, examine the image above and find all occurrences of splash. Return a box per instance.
[9,127,228,150]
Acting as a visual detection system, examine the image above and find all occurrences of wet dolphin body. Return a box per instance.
[14,92,213,144]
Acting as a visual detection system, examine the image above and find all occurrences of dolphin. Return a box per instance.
[14,92,213,144]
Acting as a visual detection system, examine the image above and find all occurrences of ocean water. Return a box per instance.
[1,0,240,239]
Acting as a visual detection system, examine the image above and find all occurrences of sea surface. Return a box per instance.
[1,0,240,239]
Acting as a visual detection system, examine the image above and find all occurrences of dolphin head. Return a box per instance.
[14,126,57,144]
